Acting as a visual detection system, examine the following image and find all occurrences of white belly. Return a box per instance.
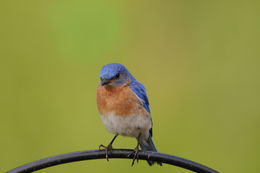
[101,114,151,139]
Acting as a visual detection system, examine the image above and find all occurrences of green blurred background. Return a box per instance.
[1,0,259,173]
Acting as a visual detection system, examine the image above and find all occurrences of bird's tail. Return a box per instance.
[140,135,162,166]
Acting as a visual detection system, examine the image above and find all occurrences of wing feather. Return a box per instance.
[129,80,150,113]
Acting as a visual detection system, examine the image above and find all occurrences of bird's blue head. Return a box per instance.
[99,63,135,86]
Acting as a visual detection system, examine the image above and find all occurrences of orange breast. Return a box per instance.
[96,85,148,116]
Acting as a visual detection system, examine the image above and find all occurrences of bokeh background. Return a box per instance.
[1,0,259,173]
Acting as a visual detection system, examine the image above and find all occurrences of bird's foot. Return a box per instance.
[99,144,113,161]
[128,146,140,166]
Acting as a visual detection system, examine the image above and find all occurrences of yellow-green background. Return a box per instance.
[1,0,259,173]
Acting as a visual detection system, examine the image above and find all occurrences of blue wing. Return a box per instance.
[129,80,150,113]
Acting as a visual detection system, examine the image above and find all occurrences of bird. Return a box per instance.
[96,63,162,166]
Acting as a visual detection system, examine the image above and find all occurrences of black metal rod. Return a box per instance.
[6,149,219,173]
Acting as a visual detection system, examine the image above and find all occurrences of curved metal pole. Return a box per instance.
[7,149,219,173]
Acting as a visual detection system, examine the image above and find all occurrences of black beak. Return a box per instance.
[101,79,110,86]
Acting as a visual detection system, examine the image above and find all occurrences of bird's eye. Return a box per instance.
[115,73,120,79]
[109,73,120,80]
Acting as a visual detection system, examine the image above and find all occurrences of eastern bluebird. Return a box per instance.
[96,63,161,166]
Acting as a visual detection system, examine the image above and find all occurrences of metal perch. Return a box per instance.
[7,149,219,173]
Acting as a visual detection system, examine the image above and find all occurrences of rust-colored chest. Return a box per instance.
[96,85,147,116]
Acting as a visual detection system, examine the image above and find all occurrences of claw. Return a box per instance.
[99,144,113,161]
[99,144,104,150]
[129,146,140,166]
[98,134,118,162]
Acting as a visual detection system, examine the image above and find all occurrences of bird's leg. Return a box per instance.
[99,134,118,161]
[129,134,141,166]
